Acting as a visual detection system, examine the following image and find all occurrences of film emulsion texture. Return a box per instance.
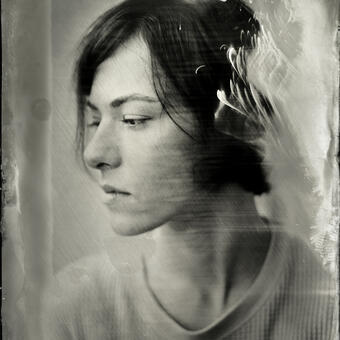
[2,0,339,339]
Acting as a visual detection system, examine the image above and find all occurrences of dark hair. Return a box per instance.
[75,0,271,195]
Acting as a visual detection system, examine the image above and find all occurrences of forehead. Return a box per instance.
[89,37,157,105]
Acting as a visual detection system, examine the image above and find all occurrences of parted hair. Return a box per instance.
[75,0,272,195]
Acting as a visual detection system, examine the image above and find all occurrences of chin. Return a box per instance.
[108,213,167,236]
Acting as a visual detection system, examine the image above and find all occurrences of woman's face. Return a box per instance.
[83,37,200,235]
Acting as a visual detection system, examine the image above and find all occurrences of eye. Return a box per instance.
[84,102,101,128]
[121,115,151,127]
[85,112,101,128]
[86,120,100,128]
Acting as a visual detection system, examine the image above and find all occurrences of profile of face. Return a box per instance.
[83,37,201,236]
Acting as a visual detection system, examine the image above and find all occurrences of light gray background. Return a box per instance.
[52,0,119,271]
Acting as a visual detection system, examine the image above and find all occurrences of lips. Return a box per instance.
[100,184,131,206]
[101,184,130,195]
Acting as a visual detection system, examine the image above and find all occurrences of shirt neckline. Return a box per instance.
[133,230,288,340]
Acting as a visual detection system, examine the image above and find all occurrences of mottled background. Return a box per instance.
[2,0,339,339]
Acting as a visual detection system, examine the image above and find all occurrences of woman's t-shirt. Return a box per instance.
[44,230,338,340]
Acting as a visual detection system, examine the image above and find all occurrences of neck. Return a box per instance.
[148,185,269,283]
[144,185,271,327]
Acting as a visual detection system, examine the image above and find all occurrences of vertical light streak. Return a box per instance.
[6,0,53,338]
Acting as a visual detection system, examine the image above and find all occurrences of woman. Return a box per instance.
[45,0,337,339]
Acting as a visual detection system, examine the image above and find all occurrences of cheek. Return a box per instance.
[124,126,197,203]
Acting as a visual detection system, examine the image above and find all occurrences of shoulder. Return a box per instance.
[43,253,121,339]
[49,252,118,303]
[273,230,338,338]
[282,231,336,292]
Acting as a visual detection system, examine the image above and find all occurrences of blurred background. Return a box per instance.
[51,0,122,272]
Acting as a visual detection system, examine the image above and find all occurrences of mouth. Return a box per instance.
[101,184,130,195]
[101,184,131,204]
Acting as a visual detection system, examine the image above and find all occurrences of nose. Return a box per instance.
[83,124,122,171]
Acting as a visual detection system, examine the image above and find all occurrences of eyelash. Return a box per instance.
[87,121,99,127]
[121,117,151,127]
[86,117,151,128]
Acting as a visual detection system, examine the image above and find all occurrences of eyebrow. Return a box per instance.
[86,94,159,111]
